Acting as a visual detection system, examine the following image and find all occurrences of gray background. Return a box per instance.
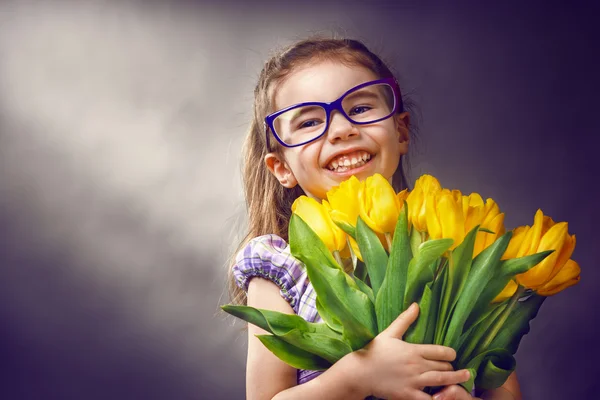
[1,1,598,399]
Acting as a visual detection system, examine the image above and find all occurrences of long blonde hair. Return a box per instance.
[227,36,419,306]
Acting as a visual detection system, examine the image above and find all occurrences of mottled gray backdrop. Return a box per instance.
[1,1,598,399]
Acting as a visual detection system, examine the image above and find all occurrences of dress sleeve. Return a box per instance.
[232,234,309,313]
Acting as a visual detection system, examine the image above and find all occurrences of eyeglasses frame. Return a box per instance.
[264,77,404,151]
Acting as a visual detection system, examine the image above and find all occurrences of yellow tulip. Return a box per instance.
[536,259,581,296]
[406,174,442,232]
[472,198,505,258]
[492,279,518,303]
[502,209,578,293]
[292,196,347,253]
[424,189,465,250]
[358,174,402,234]
[326,175,363,230]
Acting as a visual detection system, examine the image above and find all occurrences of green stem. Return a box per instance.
[469,284,526,360]
[346,237,358,271]
[384,232,393,252]
[333,250,343,268]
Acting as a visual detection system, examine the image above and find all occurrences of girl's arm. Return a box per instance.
[246,278,367,400]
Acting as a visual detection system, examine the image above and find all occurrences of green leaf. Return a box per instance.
[403,238,454,310]
[464,250,554,331]
[221,304,338,338]
[316,298,343,334]
[456,301,508,368]
[375,203,411,332]
[463,348,516,391]
[332,219,356,239]
[436,225,479,345]
[478,227,495,234]
[256,334,332,371]
[356,217,388,297]
[499,250,555,276]
[489,293,546,354]
[458,368,477,395]
[353,275,375,304]
[443,231,512,349]
[410,224,422,258]
[274,329,353,364]
[290,215,377,350]
[425,266,446,345]
[404,281,433,344]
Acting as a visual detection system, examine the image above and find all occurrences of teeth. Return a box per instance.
[327,151,372,171]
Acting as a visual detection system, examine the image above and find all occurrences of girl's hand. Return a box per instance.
[432,385,482,400]
[353,303,471,400]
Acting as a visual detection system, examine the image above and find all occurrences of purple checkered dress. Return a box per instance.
[233,234,479,396]
[233,234,324,384]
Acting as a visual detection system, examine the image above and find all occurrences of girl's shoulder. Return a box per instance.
[232,234,311,313]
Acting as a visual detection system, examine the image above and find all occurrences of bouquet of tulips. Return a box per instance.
[223,174,580,395]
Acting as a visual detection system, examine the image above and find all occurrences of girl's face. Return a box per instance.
[265,60,410,200]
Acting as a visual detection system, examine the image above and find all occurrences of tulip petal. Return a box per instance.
[517,222,567,289]
[537,259,581,296]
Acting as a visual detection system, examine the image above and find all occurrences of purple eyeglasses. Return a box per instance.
[264,77,403,151]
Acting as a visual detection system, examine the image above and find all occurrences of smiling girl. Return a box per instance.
[228,37,522,400]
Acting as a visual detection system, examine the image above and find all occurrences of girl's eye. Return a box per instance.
[350,106,372,115]
[298,120,322,129]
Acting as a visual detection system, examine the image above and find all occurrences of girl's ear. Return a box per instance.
[395,112,410,144]
[265,153,298,188]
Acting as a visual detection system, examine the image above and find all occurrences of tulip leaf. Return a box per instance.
[458,368,477,395]
[410,225,422,258]
[274,329,353,364]
[256,334,332,371]
[443,231,512,349]
[356,216,389,297]
[316,297,344,334]
[456,300,508,367]
[375,203,411,332]
[290,214,377,350]
[436,225,479,345]
[478,227,495,234]
[498,250,555,276]
[403,238,454,310]
[331,217,357,239]
[221,304,339,338]
[353,275,375,304]
[464,249,554,331]
[405,281,433,343]
[489,293,546,355]
[430,264,448,345]
[461,348,515,391]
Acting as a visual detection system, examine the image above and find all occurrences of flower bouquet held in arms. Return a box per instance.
[222,174,580,396]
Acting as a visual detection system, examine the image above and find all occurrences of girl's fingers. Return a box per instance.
[417,369,471,388]
[417,344,457,362]
[380,303,419,339]
[405,390,432,400]
[422,359,454,372]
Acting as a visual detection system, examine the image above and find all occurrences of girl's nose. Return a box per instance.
[327,111,359,143]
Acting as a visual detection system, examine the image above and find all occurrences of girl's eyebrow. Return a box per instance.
[343,90,379,102]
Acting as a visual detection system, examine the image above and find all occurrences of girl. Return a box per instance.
[228,37,522,400]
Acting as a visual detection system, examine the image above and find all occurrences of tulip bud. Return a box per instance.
[292,196,347,253]
[358,174,402,234]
